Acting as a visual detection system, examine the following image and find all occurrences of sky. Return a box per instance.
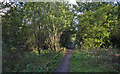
[69,0,77,5]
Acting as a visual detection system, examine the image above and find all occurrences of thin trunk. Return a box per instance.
[49,34,54,50]
[33,13,40,55]
[38,47,40,55]
[54,28,62,51]
[117,2,120,21]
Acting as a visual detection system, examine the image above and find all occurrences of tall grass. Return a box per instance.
[70,48,120,72]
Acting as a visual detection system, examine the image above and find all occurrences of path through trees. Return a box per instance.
[55,49,75,72]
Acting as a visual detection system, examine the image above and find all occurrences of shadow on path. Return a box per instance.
[54,49,75,72]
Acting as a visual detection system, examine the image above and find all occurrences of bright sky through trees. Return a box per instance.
[69,0,77,5]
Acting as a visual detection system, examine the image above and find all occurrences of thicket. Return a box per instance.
[2,2,75,52]
[75,3,120,49]
[2,2,73,72]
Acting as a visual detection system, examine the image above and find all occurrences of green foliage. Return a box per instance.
[76,3,119,49]
[60,28,76,48]
[3,48,65,72]
[2,2,71,72]
[75,2,103,12]
[2,2,120,72]
[2,5,26,49]
[70,49,119,72]
[110,28,120,48]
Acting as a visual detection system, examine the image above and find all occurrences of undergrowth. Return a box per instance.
[3,49,65,72]
[70,48,120,72]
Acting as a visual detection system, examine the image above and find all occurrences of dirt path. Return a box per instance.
[55,49,75,72]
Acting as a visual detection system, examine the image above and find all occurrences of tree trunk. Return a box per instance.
[37,47,40,55]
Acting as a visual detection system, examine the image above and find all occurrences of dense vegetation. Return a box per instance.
[70,49,120,72]
[75,3,120,49]
[1,1,120,72]
[2,2,71,72]
[70,2,120,72]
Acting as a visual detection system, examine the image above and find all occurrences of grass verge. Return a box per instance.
[70,48,120,72]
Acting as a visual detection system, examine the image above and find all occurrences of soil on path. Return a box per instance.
[55,49,76,72]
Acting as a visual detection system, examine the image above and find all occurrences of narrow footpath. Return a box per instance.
[55,49,75,72]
